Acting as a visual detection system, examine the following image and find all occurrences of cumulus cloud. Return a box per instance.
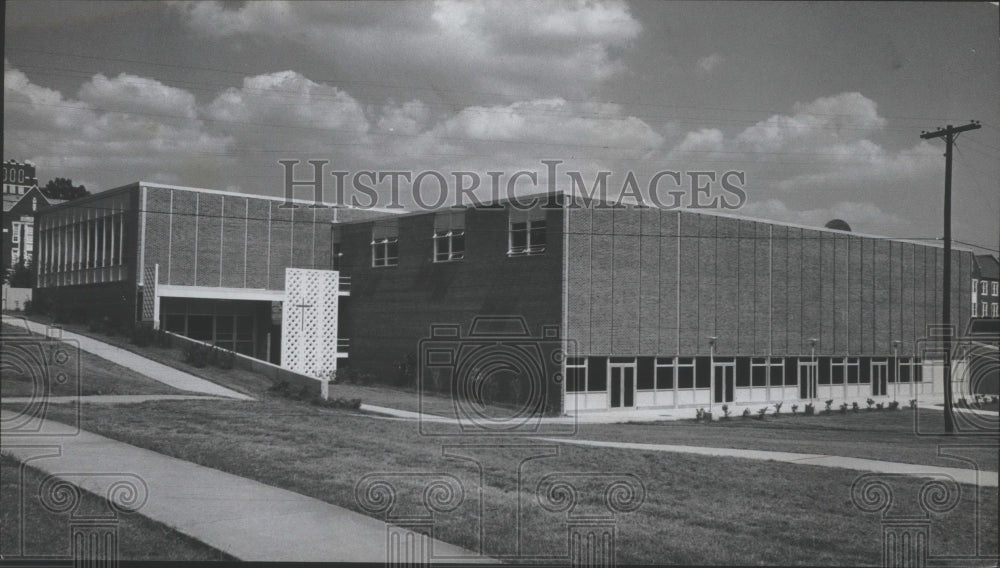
[78,73,198,119]
[170,0,642,99]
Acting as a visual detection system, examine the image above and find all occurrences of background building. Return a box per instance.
[3,159,60,280]
[972,254,999,319]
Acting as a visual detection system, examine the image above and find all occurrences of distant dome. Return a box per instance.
[824,219,852,232]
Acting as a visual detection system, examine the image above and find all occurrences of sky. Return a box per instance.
[4,1,999,252]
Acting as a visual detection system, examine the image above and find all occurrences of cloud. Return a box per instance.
[4,61,232,188]
[696,53,724,75]
[78,73,198,119]
[170,0,642,99]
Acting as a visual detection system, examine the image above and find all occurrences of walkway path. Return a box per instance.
[2,316,252,400]
[0,409,491,563]
[533,437,998,488]
[2,394,233,405]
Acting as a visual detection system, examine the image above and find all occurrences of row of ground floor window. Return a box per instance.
[565,355,934,410]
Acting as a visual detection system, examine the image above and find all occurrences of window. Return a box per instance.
[11,223,20,243]
[566,357,587,392]
[508,207,547,256]
[750,358,768,387]
[993,303,999,317]
[898,358,911,383]
[433,230,465,262]
[768,358,785,387]
[830,358,846,384]
[655,358,674,389]
[982,281,989,295]
[509,220,546,256]
[847,357,860,384]
[371,218,399,267]
[434,210,466,262]
[993,282,998,296]
[973,279,979,295]
[676,357,695,389]
[982,302,989,318]
[972,302,978,317]
[372,237,398,267]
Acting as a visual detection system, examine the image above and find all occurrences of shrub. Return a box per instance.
[865,398,875,410]
[824,400,834,413]
[790,404,799,414]
[909,399,917,410]
[888,401,900,410]
[756,407,767,420]
[773,401,783,415]
[852,401,860,412]
[130,324,159,348]
[839,403,848,413]
[22,300,34,314]
[695,408,706,421]
[804,402,815,415]
[182,343,210,368]
[334,367,376,385]
[742,408,751,418]
[875,402,884,410]
[721,404,731,418]
[268,380,291,396]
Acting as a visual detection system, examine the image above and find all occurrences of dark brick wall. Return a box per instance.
[565,207,974,358]
[338,205,564,409]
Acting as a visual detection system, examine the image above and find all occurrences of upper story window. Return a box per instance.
[371,218,399,267]
[508,206,546,256]
[11,222,20,243]
[993,282,998,296]
[972,279,979,296]
[993,303,999,318]
[972,302,978,317]
[433,210,466,262]
[981,281,989,295]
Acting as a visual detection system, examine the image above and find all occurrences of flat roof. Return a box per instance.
[331,188,978,254]
[36,181,406,216]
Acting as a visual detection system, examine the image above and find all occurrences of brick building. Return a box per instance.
[972,254,999,319]
[32,182,392,373]
[34,185,977,414]
[3,159,60,278]
[335,193,974,414]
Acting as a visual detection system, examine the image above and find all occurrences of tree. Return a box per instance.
[6,258,36,288]
[41,177,89,201]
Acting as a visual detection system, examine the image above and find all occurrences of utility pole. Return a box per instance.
[920,121,981,434]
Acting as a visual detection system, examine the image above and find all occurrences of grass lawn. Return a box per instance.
[0,454,233,561]
[12,313,482,416]
[577,409,999,472]
[1,323,189,397]
[25,396,999,565]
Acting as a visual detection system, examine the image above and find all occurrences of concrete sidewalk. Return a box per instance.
[2,394,233,405]
[534,437,998,488]
[2,316,252,400]
[0,409,491,563]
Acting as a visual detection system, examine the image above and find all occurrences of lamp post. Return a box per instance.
[808,338,818,400]
[707,336,718,418]
[892,340,900,403]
